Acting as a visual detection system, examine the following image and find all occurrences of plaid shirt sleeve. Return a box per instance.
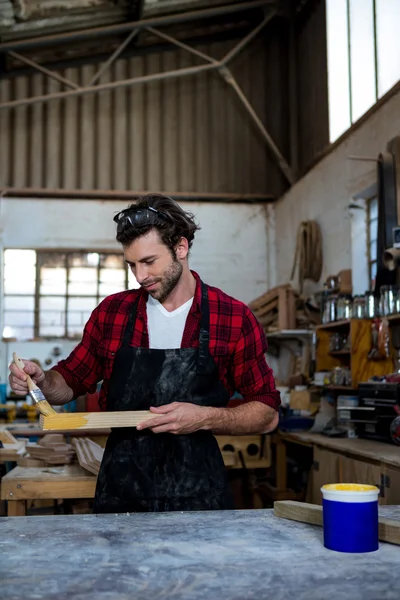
[51,305,104,397]
[231,306,281,411]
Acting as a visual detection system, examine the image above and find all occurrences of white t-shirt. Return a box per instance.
[147,295,194,349]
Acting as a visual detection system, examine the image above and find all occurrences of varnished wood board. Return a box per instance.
[40,410,157,431]
[274,500,400,546]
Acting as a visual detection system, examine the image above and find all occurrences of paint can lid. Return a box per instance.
[321,483,379,502]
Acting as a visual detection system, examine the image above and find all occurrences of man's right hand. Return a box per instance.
[9,358,45,396]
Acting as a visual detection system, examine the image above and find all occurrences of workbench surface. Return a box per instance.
[2,507,400,600]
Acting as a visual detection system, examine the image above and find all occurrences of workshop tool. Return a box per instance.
[12,353,56,417]
[274,500,400,546]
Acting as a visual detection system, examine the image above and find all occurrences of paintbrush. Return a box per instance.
[12,352,57,417]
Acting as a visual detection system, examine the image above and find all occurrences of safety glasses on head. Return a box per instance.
[113,206,172,233]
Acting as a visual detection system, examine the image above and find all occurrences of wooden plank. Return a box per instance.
[72,439,99,476]
[40,410,156,431]
[274,500,323,526]
[0,428,19,445]
[1,465,96,501]
[274,500,400,546]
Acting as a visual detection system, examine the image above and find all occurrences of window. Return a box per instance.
[3,250,139,340]
[326,0,400,142]
[367,196,378,288]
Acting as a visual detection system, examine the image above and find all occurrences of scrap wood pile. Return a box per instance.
[72,437,104,476]
[248,283,320,333]
[0,428,26,461]
[24,434,75,466]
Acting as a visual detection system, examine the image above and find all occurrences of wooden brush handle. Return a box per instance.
[12,352,36,391]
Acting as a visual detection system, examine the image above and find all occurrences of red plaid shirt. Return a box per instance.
[52,271,280,411]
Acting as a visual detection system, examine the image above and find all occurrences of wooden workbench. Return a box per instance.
[0,464,96,516]
[2,506,400,599]
[270,431,400,505]
[0,443,260,516]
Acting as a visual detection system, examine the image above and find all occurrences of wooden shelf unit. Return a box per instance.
[316,318,393,388]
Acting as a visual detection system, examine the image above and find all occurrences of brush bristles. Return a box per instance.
[35,400,57,416]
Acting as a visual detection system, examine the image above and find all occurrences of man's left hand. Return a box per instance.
[136,402,210,434]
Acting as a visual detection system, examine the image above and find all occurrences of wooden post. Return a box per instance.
[8,500,26,516]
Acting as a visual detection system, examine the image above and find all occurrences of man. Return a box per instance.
[9,194,280,513]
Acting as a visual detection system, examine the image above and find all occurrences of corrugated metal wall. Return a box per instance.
[0,34,290,197]
[296,0,329,174]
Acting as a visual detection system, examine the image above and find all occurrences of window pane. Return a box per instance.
[69,252,99,268]
[99,268,126,296]
[4,249,36,294]
[370,260,377,286]
[326,0,351,141]
[67,297,97,337]
[100,269,125,284]
[369,197,378,221]
[41,267,67,295]
[4,307,34,340]
[40,311,65,328]
[369,217,378,242]
[68,297,97,312]
[39,297,65,336]
[100,254,124,268]
[349,0,376,121]
[4,296,35,311]
[376,0,400,97]
[40,324,65,337]
[4,310,35,327]
[68,267,97,295]
[369,240,377,262]
[3,324,34,340]
[40,296,66,312]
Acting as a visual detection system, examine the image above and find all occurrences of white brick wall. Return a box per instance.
[274,91,400,294]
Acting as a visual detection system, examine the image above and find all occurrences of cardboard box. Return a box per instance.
[290,390,320,413]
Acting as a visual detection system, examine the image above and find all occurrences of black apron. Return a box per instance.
[93,281,234,513]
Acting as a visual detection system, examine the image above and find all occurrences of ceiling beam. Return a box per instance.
[0,0,278,52]
[0,187,276,204]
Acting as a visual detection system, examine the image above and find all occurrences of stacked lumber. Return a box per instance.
[249,284,320,333]
[72,437,104,476]
[0,428,26,461]
[249,284,297,331]
[26,434,75,465]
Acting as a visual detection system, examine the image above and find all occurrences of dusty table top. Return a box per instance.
[2,507,400,600]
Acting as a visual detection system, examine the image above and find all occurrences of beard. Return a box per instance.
[145,255,183,303]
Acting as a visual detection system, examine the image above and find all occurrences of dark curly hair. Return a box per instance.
[115,194,201,252]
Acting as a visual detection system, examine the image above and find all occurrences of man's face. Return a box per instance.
[124,229,183,303]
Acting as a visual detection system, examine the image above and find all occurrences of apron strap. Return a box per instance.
[197,281,210,374]
[122,296,140,346]
[121,280,211,373]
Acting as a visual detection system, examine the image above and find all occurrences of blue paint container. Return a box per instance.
[321,483,379,553]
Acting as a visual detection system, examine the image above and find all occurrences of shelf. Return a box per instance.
[329,350,351,357]
[316,320,350,331]
[387,314,400,323]
[313,384,357,391]
[266,329,314,340]
[324,385,358,392]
